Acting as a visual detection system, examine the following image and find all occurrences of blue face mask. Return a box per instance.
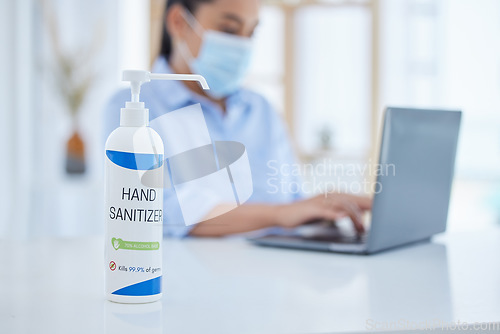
[179,12,253,99]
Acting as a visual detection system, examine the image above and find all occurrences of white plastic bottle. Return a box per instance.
[105,70,209,303]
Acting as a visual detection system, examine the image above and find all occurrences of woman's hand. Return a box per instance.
[275,193,372,234]
[191,194,372,237]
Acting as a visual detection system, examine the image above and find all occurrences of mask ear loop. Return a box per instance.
[176,9,205,68]
[180,9,205,39]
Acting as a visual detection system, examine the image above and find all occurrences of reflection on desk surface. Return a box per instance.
[1,229,500,334]
[177,238,452,327]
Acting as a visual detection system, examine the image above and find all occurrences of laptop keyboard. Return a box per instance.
[304,233,367,244]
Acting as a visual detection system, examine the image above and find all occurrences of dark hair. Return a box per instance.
[160,0,214,61]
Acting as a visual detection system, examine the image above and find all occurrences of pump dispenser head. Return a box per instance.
[120,70,210,127]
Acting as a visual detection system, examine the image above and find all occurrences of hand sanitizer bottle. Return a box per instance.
[105,70,209,303]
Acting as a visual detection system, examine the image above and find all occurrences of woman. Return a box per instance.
[105,0,371,237]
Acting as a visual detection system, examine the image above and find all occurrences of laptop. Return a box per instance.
[250,107,462,254]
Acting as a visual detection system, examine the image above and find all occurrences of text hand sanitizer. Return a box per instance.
[105,70,209,303]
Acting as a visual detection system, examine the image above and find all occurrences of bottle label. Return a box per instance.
[105,150,164,297]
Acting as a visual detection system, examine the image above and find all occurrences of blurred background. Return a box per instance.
[0,0,499,239]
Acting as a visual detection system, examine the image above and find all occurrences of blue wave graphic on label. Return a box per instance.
[106,150,163,170]
[111,276,162,296]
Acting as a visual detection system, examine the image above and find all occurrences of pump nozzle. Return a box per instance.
[119,70,210,127]
[122,70,210,103]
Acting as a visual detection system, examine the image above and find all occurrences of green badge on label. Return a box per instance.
[111,238,160,251]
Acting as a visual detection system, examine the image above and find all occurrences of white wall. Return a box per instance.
[0,0,36,239]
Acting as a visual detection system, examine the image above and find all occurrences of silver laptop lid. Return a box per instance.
[366,107,461,253]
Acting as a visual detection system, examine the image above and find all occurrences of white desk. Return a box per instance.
[1,229,500,333]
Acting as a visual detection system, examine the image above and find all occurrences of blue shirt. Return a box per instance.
[104,57,302,237]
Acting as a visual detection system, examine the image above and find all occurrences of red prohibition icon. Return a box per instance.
[109,261,116,271]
